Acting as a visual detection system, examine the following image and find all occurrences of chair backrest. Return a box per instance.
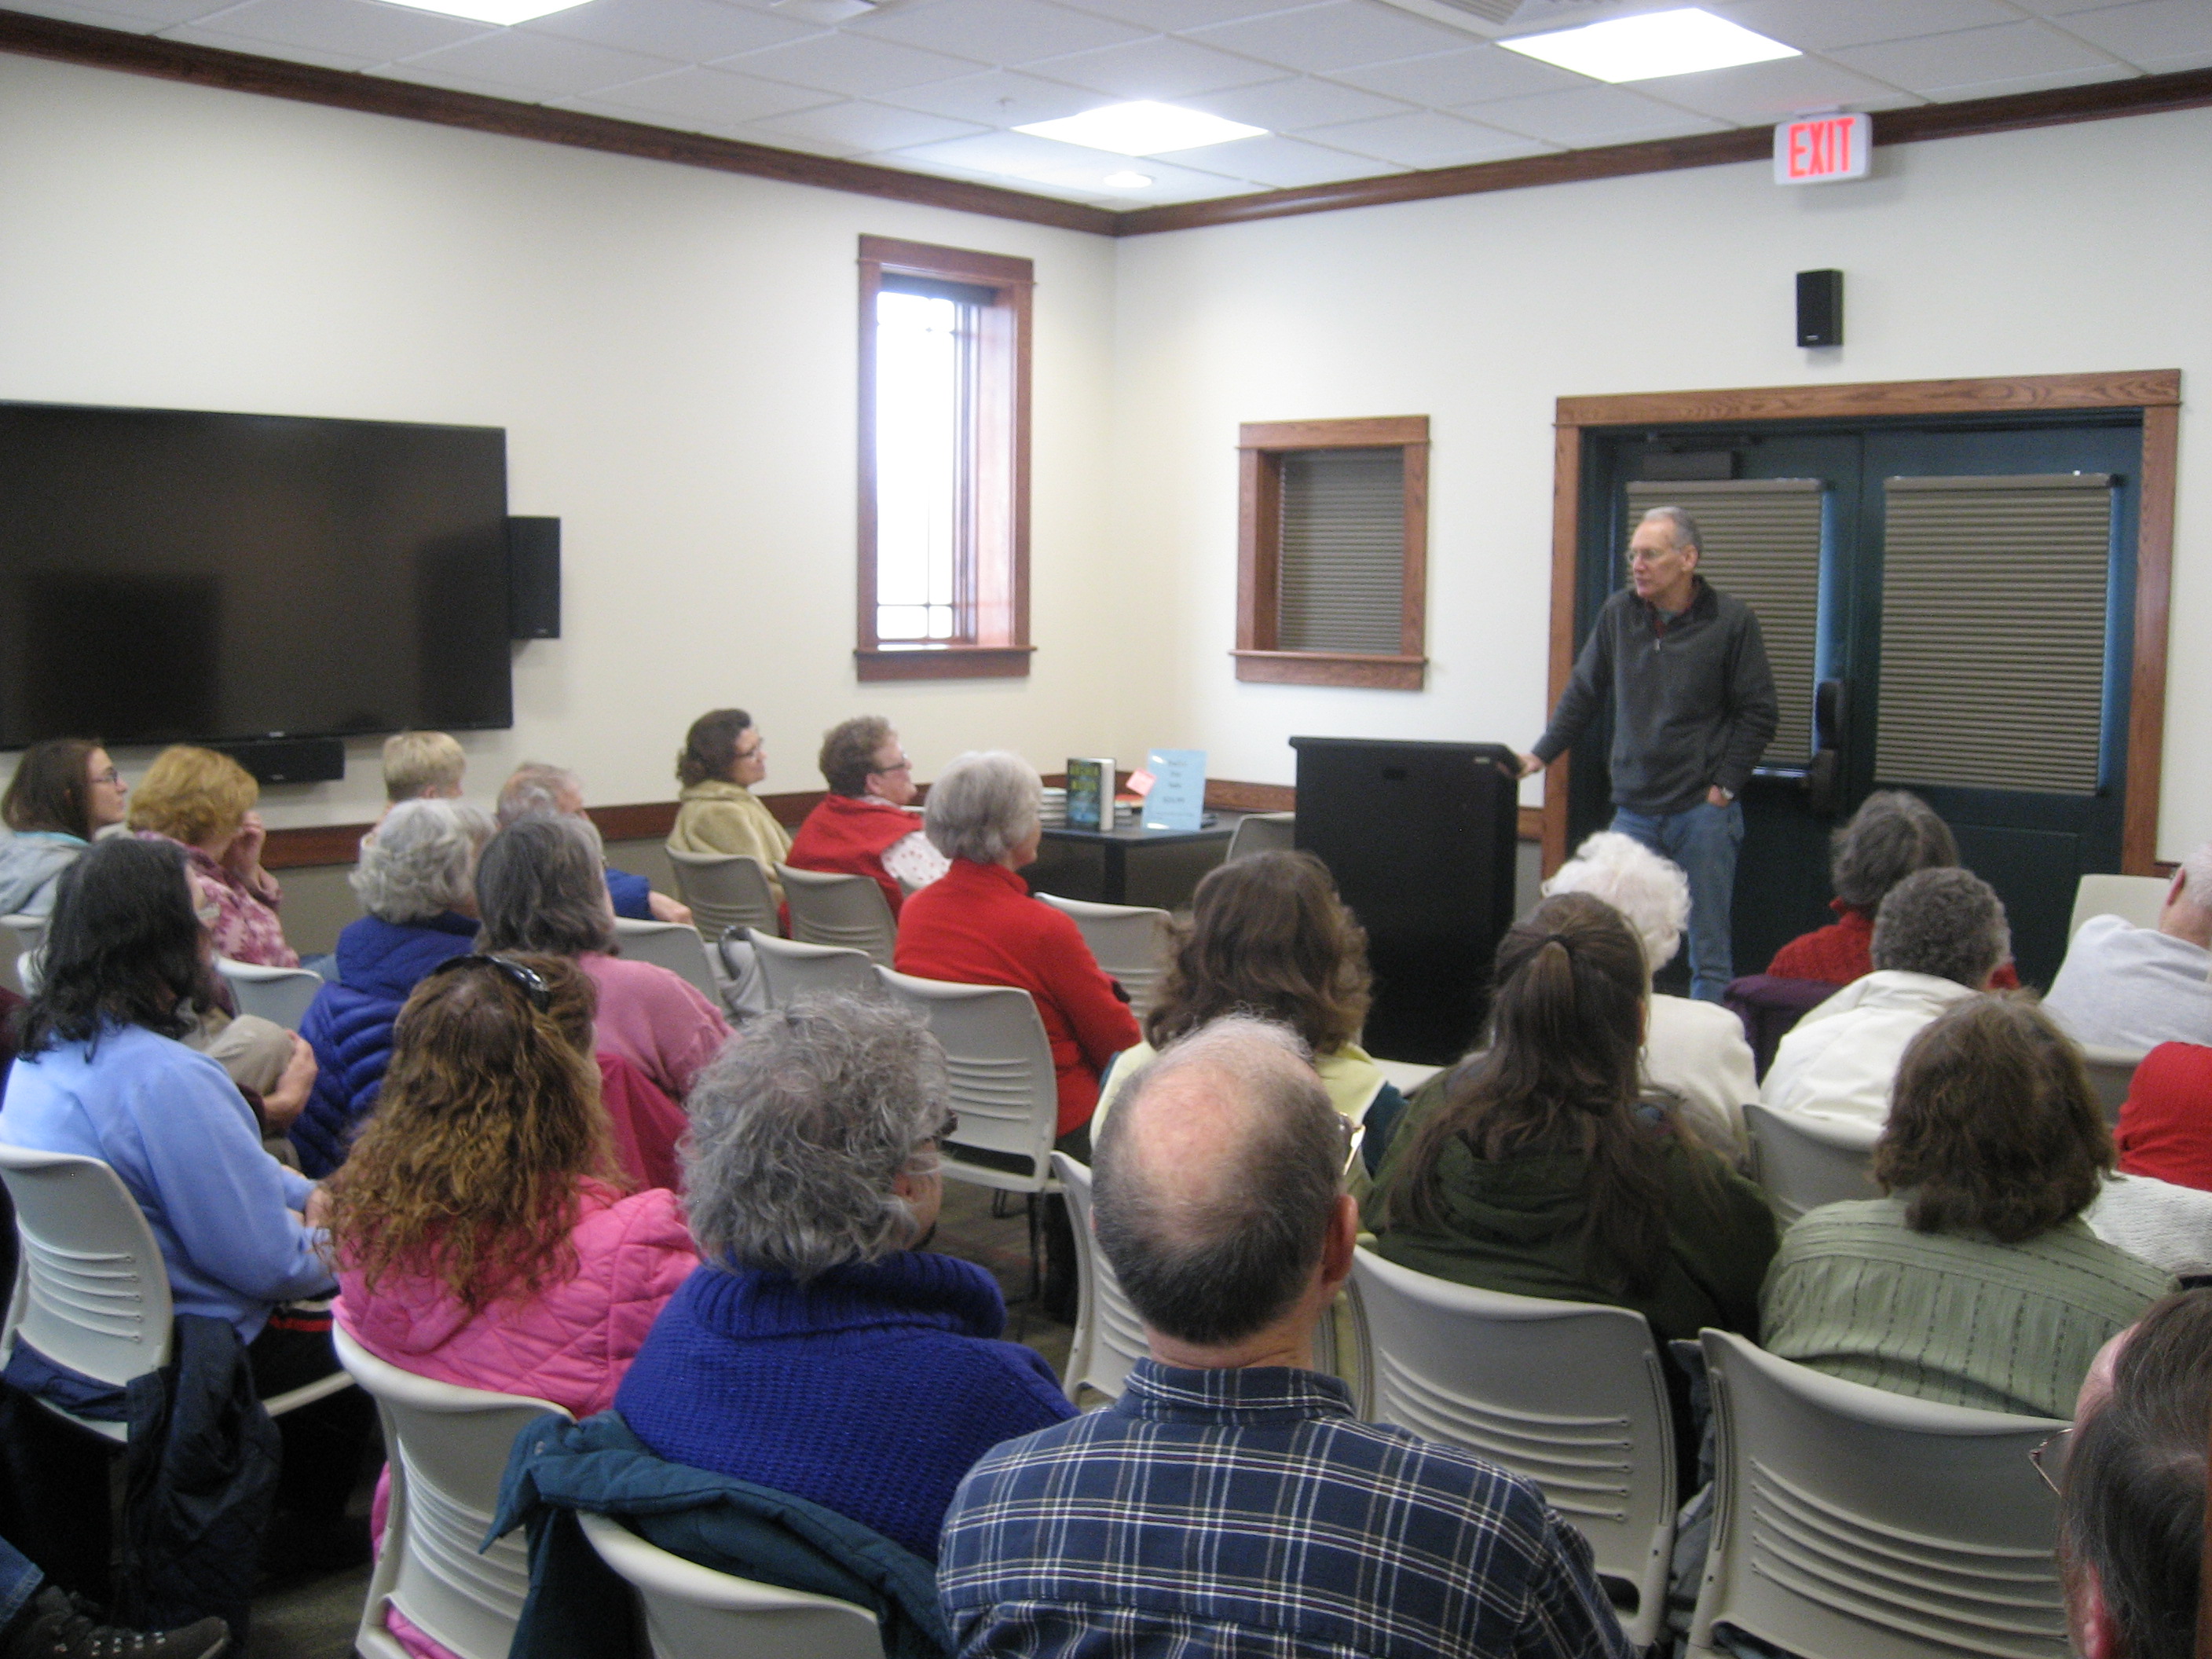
[1224,811,1295,862]
[665,849,781,939]
[746,931,881,1009]
[1350,1247,1676,1648]
[1034,894,1173,1013]
[875,969,1057,1193]
[1690,1328,2068,1659]
[333,1327,573,1659]
[613,917,721,1002]
[2079,1042,2148,1126]
[214,957,326,1031]
[0,914,43,997]
[1049,1152,1148,1404]
[0,1145,174,1383]
[2069,872,2170,940]
[1744,1101,1880,1225]
[778,866,897,966]
[577,1510,884,1659]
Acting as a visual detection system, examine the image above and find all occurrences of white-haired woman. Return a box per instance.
[1544,830,1756,1154]
[293,798,496,1175]
[613,997,1075,1562]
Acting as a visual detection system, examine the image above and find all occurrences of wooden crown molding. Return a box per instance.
[6,9,2212,240]
[1556,368,2181,429]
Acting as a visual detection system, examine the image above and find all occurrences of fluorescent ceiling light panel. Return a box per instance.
[1015,101,1265,156]
[1500,8,1797,83]
[388,0,590,22]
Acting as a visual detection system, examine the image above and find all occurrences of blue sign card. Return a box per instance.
[1143,749,1207,832]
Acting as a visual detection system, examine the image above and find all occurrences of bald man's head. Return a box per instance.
[1092,1018,1344,1348]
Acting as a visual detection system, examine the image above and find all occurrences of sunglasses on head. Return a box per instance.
[426,952,551,1012]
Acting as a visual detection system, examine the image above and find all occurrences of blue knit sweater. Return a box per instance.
[615,1252,1075,1561]
[291,910,478,1176]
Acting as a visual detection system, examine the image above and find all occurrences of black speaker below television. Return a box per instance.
[508,516,561,640]
[1291,736,1522,1066]
[214,735,346,786]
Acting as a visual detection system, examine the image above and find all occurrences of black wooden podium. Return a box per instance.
[1290,736,1522,1066]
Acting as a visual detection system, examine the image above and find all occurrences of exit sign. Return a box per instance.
[1774,112,1870,185]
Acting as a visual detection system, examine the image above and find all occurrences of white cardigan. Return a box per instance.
[1760,969,1978,1127]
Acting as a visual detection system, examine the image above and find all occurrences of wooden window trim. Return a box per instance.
[1235,415,1429,691]
[1544,369,2181,875]
[856,235,1032,683]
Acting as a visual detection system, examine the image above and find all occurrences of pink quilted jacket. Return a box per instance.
[334,1179,698,1419]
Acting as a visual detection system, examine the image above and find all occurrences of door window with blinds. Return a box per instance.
[1234,416,1429,690]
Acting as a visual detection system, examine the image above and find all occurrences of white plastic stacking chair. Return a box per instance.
[745,932,881,1009]
[0,1146,353,1443]
[1224,812,1295,861]
[1689,1329,2069,1659]
[2079,1042,2149,1125]
[778,866,897,966]
[665,849,782,939]
[1050,1152,1148,1404]
[578,1510,884,1659]
[1035,894,1172,1013]
[1744,1101,1879,1225]
[334,1328,572,1659]
[1349,1248,1677,1649]
[214,956,325,1031]
[613,917,723,1002]
[2067,872,2169,939]
[0,913,44,997]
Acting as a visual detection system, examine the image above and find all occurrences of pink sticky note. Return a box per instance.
[1126,770,1155,797]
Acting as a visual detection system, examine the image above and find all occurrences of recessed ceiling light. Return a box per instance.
[1103,170,1155,189]
[1500,8,1798,83]
[1015,101,1265,156]
[387,0,591,22]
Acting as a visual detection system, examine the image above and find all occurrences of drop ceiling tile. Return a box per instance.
[846,0,1148,65]
[1054,0,1313,28]
[1189,0,1479,75]
[754,97,989,151]
[881,126,1246,193]
[164,21,386,65]
[1159,131,1397,185]
[1642,55,1925,124]
[521,0,819,64]
[1182,74,1415,130]
[1467,85,1733,146]
[9,0,231,28]
[575,63,835,124]
[1024,33,1291,98]
[2045,0,2212,71]
[396,29,679,95]
[1826,19,2126,96]
[1997,0,2153,13]
[1305,107,1555,166]
[163,0,489,63]
[375,58,555,99]
[1332,42,1586,105]
[870,68,1104,125]
[720,28,987,95]
[1712,0,2018,53]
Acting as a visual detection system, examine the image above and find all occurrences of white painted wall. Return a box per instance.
[0,53,1154,826]
[1110,108,2212,861]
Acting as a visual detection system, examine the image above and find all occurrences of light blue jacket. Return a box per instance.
[0,1023,334,1341]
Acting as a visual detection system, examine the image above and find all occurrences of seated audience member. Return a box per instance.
[1767,789,2020,988]
[786,715,947,913]
[2059,1288,2210,1659]
[666,709,792,904]
[1543,831,1757,1154]
[380,730,466,806]
[0,1529,229,1659]
[1364,895,1775,1416]
[615,998,1073,1562]
[1092,849,1406,1151]
[1762,996,2171,1419]
[128,745,298,968]
[496,763,692,927]
[0,839,365,1553]
[475,815,729,1104]
[2115,1040,2212,1191]
[2045,840,2212,1051]
[1760,866,2008,1125]
[0,738,128,916]
[939,1019,1631,1659]
[291,800,494,1177]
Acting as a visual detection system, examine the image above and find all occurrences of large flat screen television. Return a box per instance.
[0,401,513,750]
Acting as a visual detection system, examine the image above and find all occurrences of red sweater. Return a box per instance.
[895,859,1140,1138]
[2116,1042,2212,1192]
[1769,900,2020,989]
[789,793,923,915]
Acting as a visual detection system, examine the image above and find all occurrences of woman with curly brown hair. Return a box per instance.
[1761,994,2171,1419]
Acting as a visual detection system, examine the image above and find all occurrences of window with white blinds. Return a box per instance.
[1280,447,1405,654]
[1625,478,1825,765]
[1875,474,2114,796]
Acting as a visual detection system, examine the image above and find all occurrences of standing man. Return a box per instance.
[1518,506,1778,1001]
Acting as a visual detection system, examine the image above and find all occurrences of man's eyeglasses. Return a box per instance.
[2030,1429,2071,1496]
[427,952,552,1012]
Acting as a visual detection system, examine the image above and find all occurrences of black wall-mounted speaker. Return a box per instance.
[1797,269,1844,347]
[508,517,561,639]
[214,735,346,786]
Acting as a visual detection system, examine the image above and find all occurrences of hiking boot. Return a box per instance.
[3,1588,229,1659]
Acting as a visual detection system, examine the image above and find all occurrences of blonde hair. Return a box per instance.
[383,731,466,802]
[127,746,257,846]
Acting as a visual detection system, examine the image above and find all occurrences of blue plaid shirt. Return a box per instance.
[939,1360,1632,1658]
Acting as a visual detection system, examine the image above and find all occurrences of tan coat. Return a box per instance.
[669,780,793,901]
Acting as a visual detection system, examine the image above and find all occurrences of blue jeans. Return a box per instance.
[0,1535,42,1633]
[1611,799,1744,1002]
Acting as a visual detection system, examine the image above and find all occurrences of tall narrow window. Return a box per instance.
[857,236,1031,681]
